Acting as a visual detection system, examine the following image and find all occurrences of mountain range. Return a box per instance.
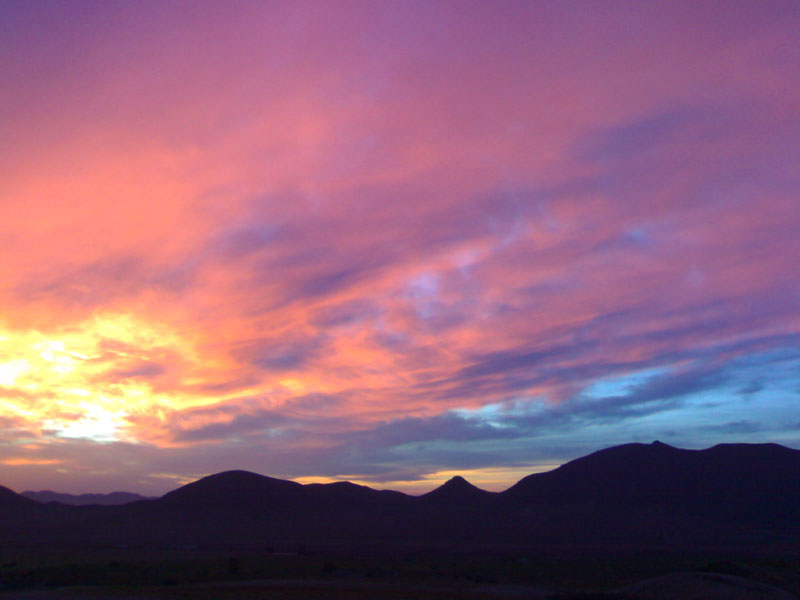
[21,490,153,505]
[4,441,800,550]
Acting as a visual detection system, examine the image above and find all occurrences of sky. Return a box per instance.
[1,0,799,495]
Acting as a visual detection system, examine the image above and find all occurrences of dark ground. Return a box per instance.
[1,542,799,599]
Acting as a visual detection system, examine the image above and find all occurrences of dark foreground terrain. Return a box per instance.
[1,544,799,599]
[2,442,799,598]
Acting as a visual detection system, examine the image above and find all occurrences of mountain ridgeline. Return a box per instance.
[3,442,800,550]
[21,490,153,506]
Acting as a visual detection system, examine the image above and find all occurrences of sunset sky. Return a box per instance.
[1,0,799,495]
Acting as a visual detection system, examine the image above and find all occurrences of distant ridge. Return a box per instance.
[22,490,152,506]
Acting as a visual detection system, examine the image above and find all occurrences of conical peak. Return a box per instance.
[438,475,483,492]
[445,475,469,486]
[423,475,492,500]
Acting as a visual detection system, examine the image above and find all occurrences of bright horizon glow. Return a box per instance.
[1,0,799,495]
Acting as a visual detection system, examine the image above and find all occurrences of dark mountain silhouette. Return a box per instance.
[155,471,409,523]
[409,476,497,542]
[117,470,415,544]
[1,442,799,549]
[0,484,38,512]
[157,470,410,510]
[22,490,152,506]
[494,441,800,545]
[159,470,305,511]
[418,475,494,504]
[302,480,409,508]
[503,441,800,515]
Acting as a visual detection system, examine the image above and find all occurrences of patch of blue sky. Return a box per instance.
[635,389,795,444]
[450,402,517,428]
[728,346,800,379]
[449,347,800,456]
[722,349,800,415]
[583,367,669,399]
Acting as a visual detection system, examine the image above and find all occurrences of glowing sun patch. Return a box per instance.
[0,313,206,443]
